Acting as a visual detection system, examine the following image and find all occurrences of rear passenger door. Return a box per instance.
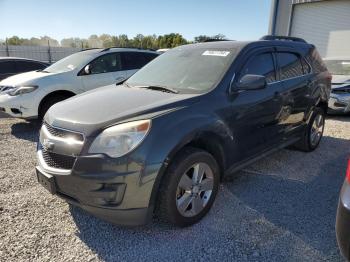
[275,49,312,134]
[121,52,158,78]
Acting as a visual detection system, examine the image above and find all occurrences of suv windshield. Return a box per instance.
[324,60,350,75]
[126,46,238,94]
[45,51,95,73]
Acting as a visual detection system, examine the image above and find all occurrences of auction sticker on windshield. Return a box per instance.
[202,50,230,57]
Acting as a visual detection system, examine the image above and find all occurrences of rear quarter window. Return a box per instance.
[301,58,311,74]
[305,48,327,74]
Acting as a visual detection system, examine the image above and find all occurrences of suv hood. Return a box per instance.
[46,85,200,136]
[0,70,56,87]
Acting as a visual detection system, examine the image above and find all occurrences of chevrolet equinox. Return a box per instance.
[36,36,331,227]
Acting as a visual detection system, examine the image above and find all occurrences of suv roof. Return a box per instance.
[177,35,312,51]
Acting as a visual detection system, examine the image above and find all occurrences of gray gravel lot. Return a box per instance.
[0,116,349,261]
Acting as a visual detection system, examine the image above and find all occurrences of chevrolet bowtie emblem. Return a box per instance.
[43,139,55,151]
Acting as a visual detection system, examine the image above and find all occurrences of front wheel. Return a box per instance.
[156,147,220,227]
[294,107,325,152]
[38,95,70,120]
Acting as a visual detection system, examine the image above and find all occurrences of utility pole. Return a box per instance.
[5,38,9,57]
[47,40,52,64]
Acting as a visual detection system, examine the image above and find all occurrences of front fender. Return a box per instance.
[138,107,233,213]
[145,110,233,166]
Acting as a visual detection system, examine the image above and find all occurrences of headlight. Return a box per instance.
[88,120,151,158]
[8,85,38,96]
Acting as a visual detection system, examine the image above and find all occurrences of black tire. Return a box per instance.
[38,95,69,120]
[293,107,325,152]
[156,147,220,227]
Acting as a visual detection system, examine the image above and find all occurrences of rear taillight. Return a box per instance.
[346,159,350,183]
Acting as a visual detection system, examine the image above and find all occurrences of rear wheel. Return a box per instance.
[294,107,325,152]
[156,147,220,227]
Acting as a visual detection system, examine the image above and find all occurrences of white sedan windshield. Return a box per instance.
[45,51,94,73]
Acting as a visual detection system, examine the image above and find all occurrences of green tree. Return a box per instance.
[7,36,25,45]
[99,34,113,48]
[4,33,191,49]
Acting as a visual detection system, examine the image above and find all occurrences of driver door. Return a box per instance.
[230,49,285,159]
[80,52,126,91]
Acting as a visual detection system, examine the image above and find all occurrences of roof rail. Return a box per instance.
[260,35,307,43]
[79,48,101,52]
[203,39,231,42]
[100,47,157,52]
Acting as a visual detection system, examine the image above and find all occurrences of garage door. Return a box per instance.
[290,0,350,58]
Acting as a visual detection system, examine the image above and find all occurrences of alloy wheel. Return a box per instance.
[310,113,324,147]
[176,162,214,217]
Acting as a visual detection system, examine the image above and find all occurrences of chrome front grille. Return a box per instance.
[40,145,76,170]
[38,123,84,172]
[44,122,84,142]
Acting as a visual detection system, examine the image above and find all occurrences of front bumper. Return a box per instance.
[36,152,162,226]
[328,93,350,113]
[336,180,350,260]
[0,94,36,118]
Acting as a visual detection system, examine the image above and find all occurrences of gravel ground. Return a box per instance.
[0,116,349,262]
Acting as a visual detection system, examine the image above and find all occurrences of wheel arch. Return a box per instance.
[38,90,76,115]
[148,130,228,219]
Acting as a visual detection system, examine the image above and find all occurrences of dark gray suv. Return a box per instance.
[36,36,331,227]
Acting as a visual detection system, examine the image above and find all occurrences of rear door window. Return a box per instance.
[121,52,148,70]
[16,61,46,72]
[276,52,304,80]
[0,61,16,74]
[239,52,276,83]
[143,53,159,63]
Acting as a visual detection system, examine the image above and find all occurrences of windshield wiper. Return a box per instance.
[123,82,132,88]
[134,85,179,94]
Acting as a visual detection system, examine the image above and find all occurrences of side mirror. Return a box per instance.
[84,64,91,75]
[236,74,267,90]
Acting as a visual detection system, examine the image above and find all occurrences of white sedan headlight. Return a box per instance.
[8,85,38,96]
[88,120,151,158]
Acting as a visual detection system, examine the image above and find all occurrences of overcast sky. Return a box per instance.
[0,0,272,41]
